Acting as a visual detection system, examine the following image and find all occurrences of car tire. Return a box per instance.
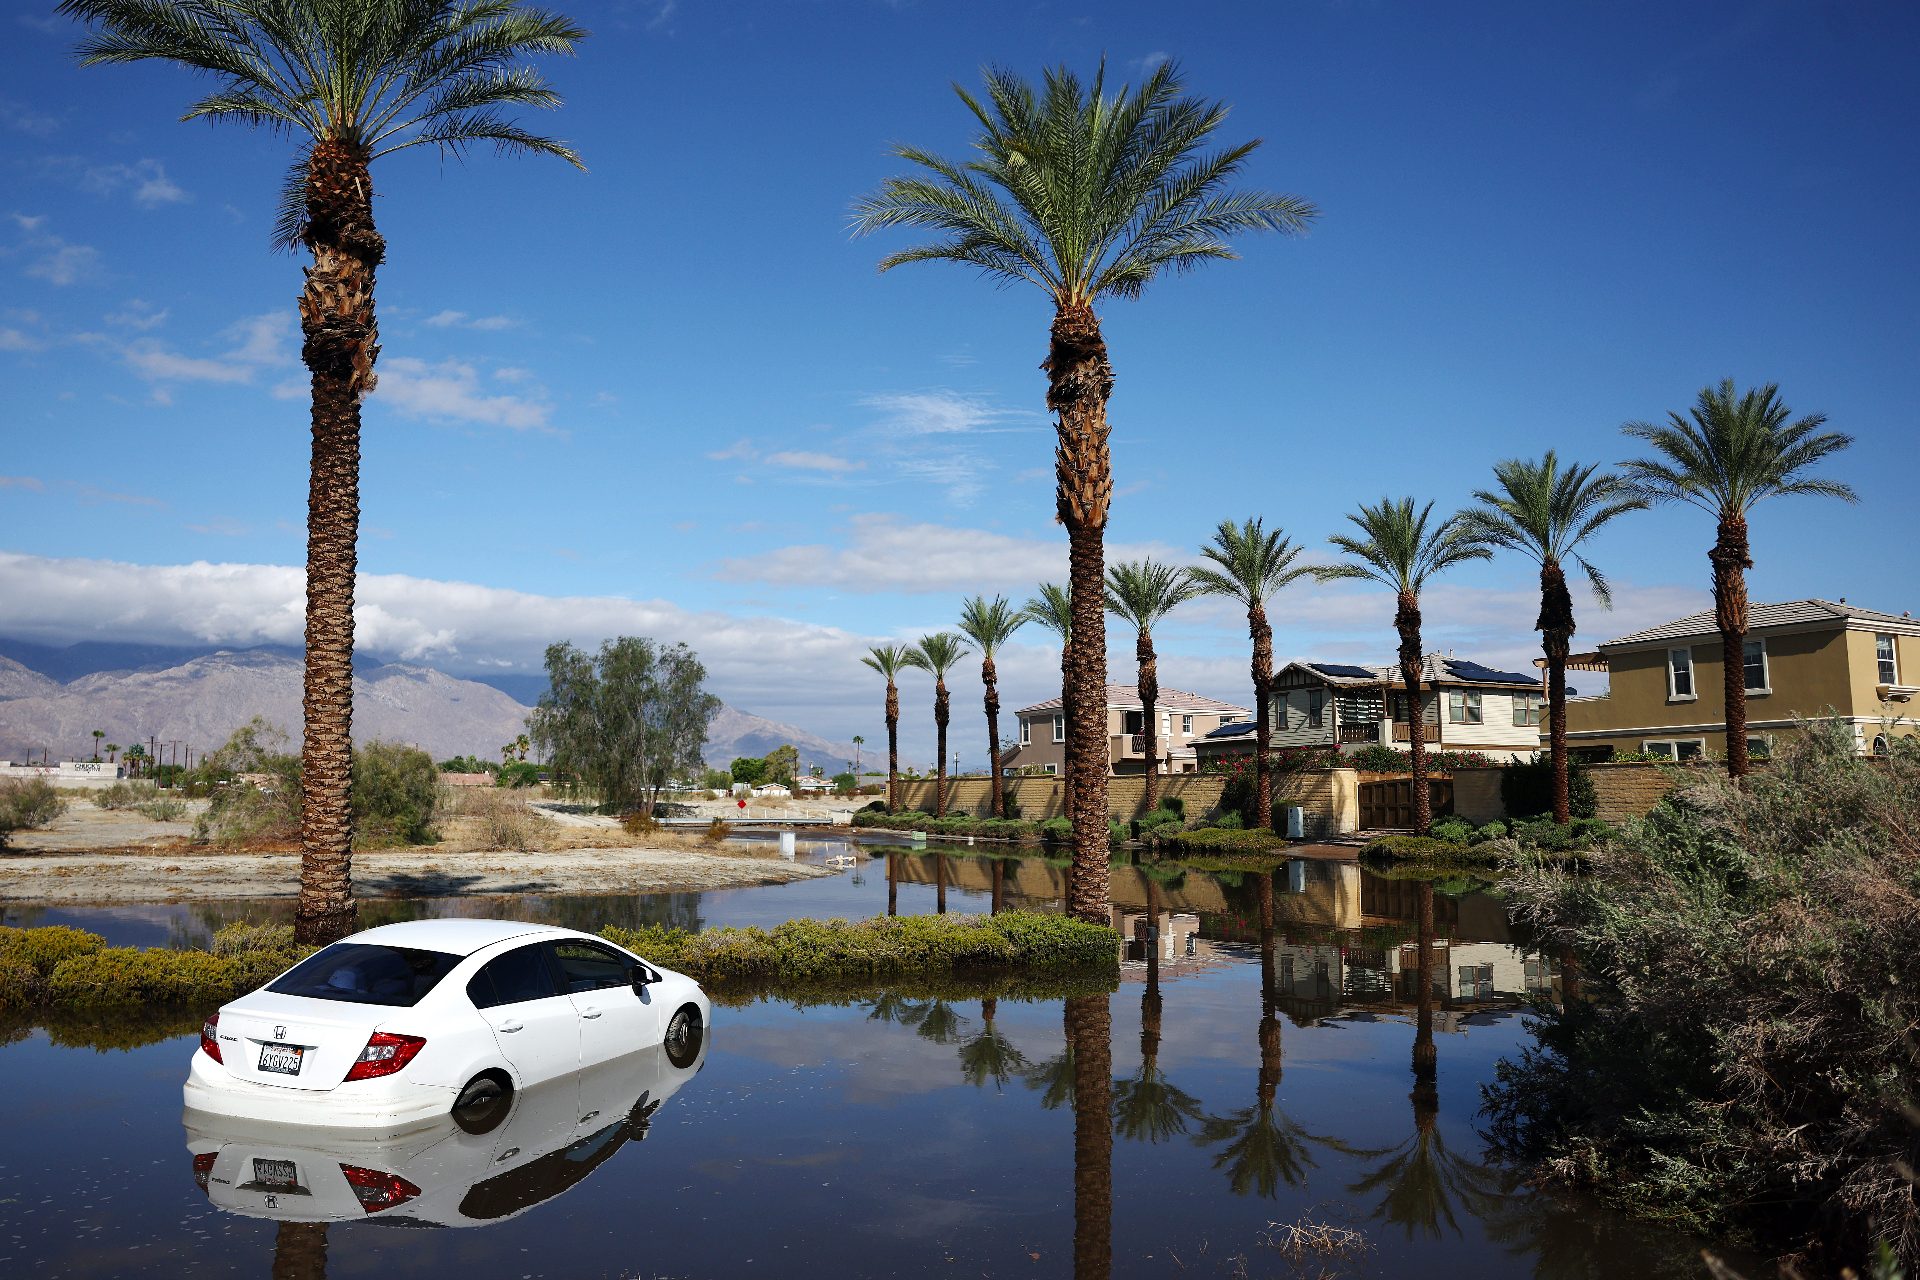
[452,1071,514,1135]
[663,1005,703,1069]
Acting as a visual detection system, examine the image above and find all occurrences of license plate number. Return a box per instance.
[252,1158,299,1189]
[259,1043,304,1076]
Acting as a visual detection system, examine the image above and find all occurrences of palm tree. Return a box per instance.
[1113,881,1204,1143]
[63,0,587,946]
[957,595,1028,819]
[1459,454,1647,823]
[905,633,972,818]
[861,644,914,810]
[856,62,1315,924]
[1191,519,1313,830]
[1622,380,1856,778]
[105,742,120,764]
[90,729,105,762]
[851,735,865,773]
[1315,499,1490,832]
[1106,558,1203,812]
[1024,582,1076,828]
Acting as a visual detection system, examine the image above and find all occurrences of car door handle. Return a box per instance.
[581,1009,603,1019]
[498,1020,524,1033]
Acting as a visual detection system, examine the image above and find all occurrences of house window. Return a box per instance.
[1873,735,1890,757]
[1747,736,1771,760]
[1391,693,1438,724]
[1161,711,1170,738]
[1668,648,1694,700]
[1878,634,1899,685]
[1121,710,1145,736]
[1020,719,1031,746]
[1308,690,1324,729]
[1044,762,1058,775]
[1743,638,1769,692]
[1181,714,1194,737]
[1052,715,1065,743]
[1512,693,1545,726]
[1643,738,1705,761]
[1448,690,1483,725]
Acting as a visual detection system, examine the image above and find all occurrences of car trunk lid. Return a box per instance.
[216,991,390,1092]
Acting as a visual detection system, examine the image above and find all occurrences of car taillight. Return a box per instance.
[338,1164,421,1214]
[191,1152,218,1194]
[342,1031,427,1081]
[199,1012,222,1064]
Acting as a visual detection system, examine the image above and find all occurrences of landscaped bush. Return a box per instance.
[1486,720,1920,1271]
[0,924,104,975]
[1348,745,1497,774]
[1428,818,1474,843]
[0,778,67,847]
[1501,752,1598,819]
[599,910,1117,989]
[1161,827,1288,854]
[1364,835,1474,862]
[852,809,1045,843]
[1506,814,1614,853]
[0,922,308,1012]
[1040,816,1072,841]
[1472,820,1508,843]
[1208,811,1245,830]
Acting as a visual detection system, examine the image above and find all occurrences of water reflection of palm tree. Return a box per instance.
[886,852,899,917]
[271,1221,327,1280]
[1066,992,1113,1280]
[1113,880,1203,1144]
[958,997,1030,1090]
[1196,874,1318,1195]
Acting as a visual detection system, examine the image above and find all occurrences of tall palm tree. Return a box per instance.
[1024,582,1076,828]
[904,633,972,818]
[1315,499,1490,832]
[1459,454,1647,822]
[90,729,105,762]
[957,595,1028,819]
[1191,519,1313,831]
[63,0,586,945]
[1105,560,1201,811]
[1622,380,1855,778]
[856,62,1315,924]
[861,644,914,811]
[851,735,864,773]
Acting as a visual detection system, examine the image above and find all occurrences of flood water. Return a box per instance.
[0,838,1717,1277]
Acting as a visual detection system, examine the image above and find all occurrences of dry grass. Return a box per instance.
[436,788,782,860]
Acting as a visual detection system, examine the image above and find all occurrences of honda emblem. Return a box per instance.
[274,1025,287,1040]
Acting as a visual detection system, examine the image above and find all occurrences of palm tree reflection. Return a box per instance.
[1113,882,1202,1144]
[958,997,1030,1090]
[270,1221,327,1280]
[1066,992,1113,1280]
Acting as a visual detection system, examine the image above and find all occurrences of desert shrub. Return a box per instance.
[196,776,298,847]
[1501,752,1598,820]
[1429,818,1474,843]
[620,809,660,836]
[137,797,189,822]
[1486,720,1920,1271]
[0,924,105,974]
[701,818,733,844]
[93,780,158,810]
[1162,827,1288,854]
[0,955,43,1011]
[1472,820,1509,844]
[2,924,307,1010]
[208,922,296,958]
[351,741,439,847]
[0,778,67,846]
[496,760,541,788]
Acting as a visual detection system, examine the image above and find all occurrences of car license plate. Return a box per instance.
[259,1042,304,1076]
[252,1158,299,1190]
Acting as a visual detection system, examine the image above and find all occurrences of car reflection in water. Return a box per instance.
[185,1032,706,1229]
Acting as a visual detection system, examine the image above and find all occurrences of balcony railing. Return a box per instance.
[1392,723,1440,743]
[1338,722,1380,744]
[1108,734,1147,762]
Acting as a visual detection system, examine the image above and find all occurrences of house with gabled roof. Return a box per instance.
[1193,654,1552,767]
[1562,598,1920,760]
[1000,684,1250,777]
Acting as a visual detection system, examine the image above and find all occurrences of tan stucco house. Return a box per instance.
[1561,598,1920,760]
[1001,685,1249,777]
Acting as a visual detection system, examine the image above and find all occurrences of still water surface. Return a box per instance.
[0,839,1714,1277]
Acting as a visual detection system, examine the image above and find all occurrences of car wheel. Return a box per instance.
[452,1071,514,1135]
[663,1005,703,1069]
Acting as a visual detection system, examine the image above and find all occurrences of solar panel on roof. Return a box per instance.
[1202,721,1258,738]
[1444,660,1541,685]
[1308,663,1376,679]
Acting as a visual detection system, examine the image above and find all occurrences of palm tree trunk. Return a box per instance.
[1138,627,1160,812]
[1048,300,1115,924]
[1396,592,1431,832]
[935,854,946,914]
[1066,991,1113,1280]
[884,680,900,811]
[887,852,898,916]
[272,1221,329,1280]
[1413,879,1437,1086]
[1538,560,1575,825]
[294,139,384,947]
[1249,603,1274,831]
[982,653,1005,818]
[1712,512,1754,779]
[933,678,950,818]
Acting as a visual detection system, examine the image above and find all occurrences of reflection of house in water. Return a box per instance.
[1112,908,1233,982]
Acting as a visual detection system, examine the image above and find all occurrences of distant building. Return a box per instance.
[1001,685,1250,777]
[1560,598,1920,760]
[0,760,123,785]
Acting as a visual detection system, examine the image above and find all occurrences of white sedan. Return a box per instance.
[184,919,710,1128]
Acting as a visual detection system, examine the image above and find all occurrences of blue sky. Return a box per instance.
[2,1,1916,765]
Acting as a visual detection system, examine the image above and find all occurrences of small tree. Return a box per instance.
[729,757,768,786]
[529,637,722,813]
[351,741,439,847]
[761,744,799,786]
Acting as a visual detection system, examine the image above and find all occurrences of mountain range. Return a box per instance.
[0,643,859,771]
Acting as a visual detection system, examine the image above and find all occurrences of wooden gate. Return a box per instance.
[1359,777,1454,830]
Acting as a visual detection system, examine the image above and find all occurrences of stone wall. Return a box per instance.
[1450,761,1729,826]
[890,768,1358,835]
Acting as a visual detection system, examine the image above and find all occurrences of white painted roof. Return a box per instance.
[345,918,571,956]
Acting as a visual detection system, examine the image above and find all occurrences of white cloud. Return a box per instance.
[119,312,290,385]
[0,327,45,352]
[221,311,292,365]
[371,357,552,432]
[106,299,168,330]
[424,309,517,331]
[0,101,60,137]
[705,438,755,462]
[0,476,45,490]
[122,340,253,384]
[764,450,865,474]
[56,157,190,207]
[9,215,102,287]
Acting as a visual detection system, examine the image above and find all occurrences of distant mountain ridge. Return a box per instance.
[0,642,857,771]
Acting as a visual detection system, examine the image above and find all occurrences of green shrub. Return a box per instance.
[0,923,305,1011]
[1472,821,1509,844]
[0,925,104,974]
[1209,811,1245,830]
[351,741,439,847]
[1501,752,1597,820]
[0,955,43,1011]
[1040,817,1072,841]
[196,776,298,847]
[1163,796,1184,818]
[1429,818,1474,843]
[496,760,541,788]
[0,778,67,846]
[137,797,189,822]
[1163,827,1288,854]
[94,780,158,810]
[208,922,297,958]
[1365,835,1475,862]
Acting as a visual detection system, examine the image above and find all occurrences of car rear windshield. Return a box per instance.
[268,943,463,1007]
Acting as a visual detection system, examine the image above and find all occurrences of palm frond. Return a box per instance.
[1193,517,1312,607]
[1022,582,1074,642]
[862,642,914,680]
[905,632,973,678]
[957,594,1028,655]
[1621,379,1853,518]
[1104,559,1200,632]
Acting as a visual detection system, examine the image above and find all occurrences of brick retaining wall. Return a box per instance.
[1451,761,1730,825]
[890,768,1358,834]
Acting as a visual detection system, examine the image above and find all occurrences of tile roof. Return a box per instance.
[1287,656,1541,689]
[1602,599,1918,648]
[1015,684,1250,717]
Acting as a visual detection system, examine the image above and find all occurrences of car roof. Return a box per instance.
[343,918,580,957]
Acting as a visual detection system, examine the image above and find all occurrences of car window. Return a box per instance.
[469,944,562,1010]
[549,940,631,994]
[268,943,461,1008]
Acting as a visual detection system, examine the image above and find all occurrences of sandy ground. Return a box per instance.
[1,794,833,903]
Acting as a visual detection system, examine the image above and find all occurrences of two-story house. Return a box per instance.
[1001,685,1250,777]
[1193,655,1550,767]
[1561,598,1920,760]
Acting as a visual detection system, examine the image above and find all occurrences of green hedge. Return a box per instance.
[0,923,309,1012]
[850,810,1044,842]
[601,910,1117,989]
[1363,835,1480,863]
[1160,827,1289,855]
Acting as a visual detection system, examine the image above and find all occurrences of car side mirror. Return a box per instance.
[631,964,661,990]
